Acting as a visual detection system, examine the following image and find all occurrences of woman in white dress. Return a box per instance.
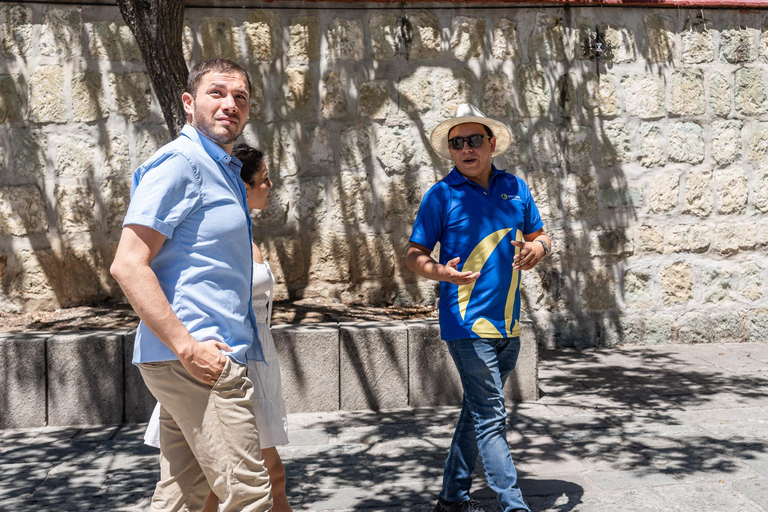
[144,143,292,512]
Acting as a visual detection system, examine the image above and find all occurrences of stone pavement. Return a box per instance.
[2,342,768,511]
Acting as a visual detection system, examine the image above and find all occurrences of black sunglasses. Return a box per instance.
[448,134,491,151]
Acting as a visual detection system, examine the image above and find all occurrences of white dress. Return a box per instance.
[144,261,289,449]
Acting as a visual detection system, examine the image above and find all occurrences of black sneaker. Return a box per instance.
[433,497,486,512]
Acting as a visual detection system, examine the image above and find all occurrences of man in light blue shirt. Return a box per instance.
[111,59,272,512]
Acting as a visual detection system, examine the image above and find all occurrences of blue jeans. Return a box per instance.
[441,337,529,512]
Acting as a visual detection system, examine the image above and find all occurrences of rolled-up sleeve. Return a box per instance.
[123,152,203,239]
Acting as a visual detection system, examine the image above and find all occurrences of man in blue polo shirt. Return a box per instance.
[407,104,551,512]
[110,59,271,512]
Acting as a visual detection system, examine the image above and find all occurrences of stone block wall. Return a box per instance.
[1,2,767,347]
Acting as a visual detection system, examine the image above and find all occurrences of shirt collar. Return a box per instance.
[181,124,239,169]
[443,164,505,187]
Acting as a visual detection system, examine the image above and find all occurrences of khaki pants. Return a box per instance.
[139,358,272,512]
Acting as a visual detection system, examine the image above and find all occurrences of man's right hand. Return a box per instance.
[178,338,232,387]
[441,257,481,285]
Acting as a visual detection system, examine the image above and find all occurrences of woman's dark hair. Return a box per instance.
[232,143,264,186]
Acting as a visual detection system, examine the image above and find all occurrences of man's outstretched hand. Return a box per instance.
[178,338,232,387]
[442,257,481,285]
[510,240,545,270]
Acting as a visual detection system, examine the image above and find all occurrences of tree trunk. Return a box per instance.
[117,0,188,138]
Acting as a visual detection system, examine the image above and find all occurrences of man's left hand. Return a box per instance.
[511,240,545,270]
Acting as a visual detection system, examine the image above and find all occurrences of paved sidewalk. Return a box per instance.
[2,342,768,511]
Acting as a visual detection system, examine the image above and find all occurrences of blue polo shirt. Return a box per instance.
[124,124,262,365]
[410,166,543,341]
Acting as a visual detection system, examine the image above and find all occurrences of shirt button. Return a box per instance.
[484,192,487,195]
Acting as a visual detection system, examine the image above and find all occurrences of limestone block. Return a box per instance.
[666,223,710,253]
[28,66,67,124]
[375,124,419,176]
[621,74,664,118]
[103,130,131,179]
[557,73,578,117]
[528,14,565,62]
[437,68,474,118]
[580,268,616,310]
[451,16,485,60]
[288,16,319,61]
[661,261,693,306]
[353,235,395,279]
[743,308,768,342]
[504,124,529,169]
[589,227,633,257]
[623,268,652,309]
[102,179,130,232]
[71,72,108,122]
[56,184,97,234]
[182,22,194,62]
[760,220,768,248]
[261,124,300,179]
[602,315,644,347]
[244,10,278,62]
[739,261,763,301]
[272,323,339,413]
[649,172,679,214]
[762,28,768,63]
[331,172,373,226]
[564,122,592,167]
[88,21,141,61]
[526,171,562,221]
[397,67,434,115]
[492,18,521,61]
[9,128,47,179]
[643,14,674,62]
[712,221,757,255]
[0,333,48,428]
[564,173,597,219]
[0,74,21,123]
[109,72,152,122]
[406,11,441,60]
[327,17,363,61]
[712,313,747,343]
[639,124,666,168]
[735,68,767,116]
[0,186,48,237]
[137,124,171,162]
[681,18,714,64]
[378,174,422,219]
[506,323,538,401]
[720,27,757,63]
[252,185,290,229]
[583,73,619,117]
[54,134,96,178]
[123,331,155,423]
[639,224,663,252]
[321,71,347,119]
[717,168,748,214]
[683,169,713,217]
[645,313,673,345]
[358,80,395,119]
[600,186,641,210]
[755,165,768,213]
[305,125,335,169]
[339,322,408,410]
[674,312,712,344]
[262,236,304,285]
[0,5,32,57]
[519,65,551,117]
[47,332,123,425]
[39,8,82,58]
[669,69,705,116]
[200,17,239,61]
[340,123,371,173]
[709,72,732,117]
[748,122,768,162]
[407,320,461,406]
[297,177,327,227]
[668,122,704,164]
[597,122,631,166]
[483,71,512,117]
[370,13,398,61]
[307,230,351,282]
[711,120,742,166]
[602,24,635,63]
[552,315,598,349]
[532,123,562,167]
[703,267,732,303]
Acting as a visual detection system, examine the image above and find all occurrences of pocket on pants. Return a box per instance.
[211,357,232,389]
[138,361,171,372]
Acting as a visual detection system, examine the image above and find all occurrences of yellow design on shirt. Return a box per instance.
[457,228,513,320]
[505,229,523,337]
[471,317,504,337]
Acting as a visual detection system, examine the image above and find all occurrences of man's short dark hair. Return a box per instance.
[187,59,252,98]
[232,143,264,186]
[448,123,494,139]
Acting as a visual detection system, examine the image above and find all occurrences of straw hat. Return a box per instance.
[429,103,512,160]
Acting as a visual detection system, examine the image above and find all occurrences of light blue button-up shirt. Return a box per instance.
[124,124,263,365]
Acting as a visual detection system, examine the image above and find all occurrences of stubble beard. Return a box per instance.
[192,106,243,146]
